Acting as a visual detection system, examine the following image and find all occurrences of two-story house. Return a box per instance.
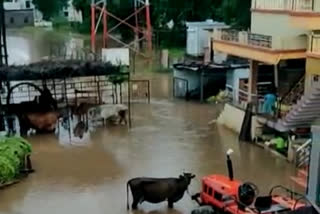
[4,0,82,28]
[4,0,35,27]
[215,0,320,136]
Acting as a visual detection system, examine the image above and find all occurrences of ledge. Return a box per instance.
[213,40,306,64]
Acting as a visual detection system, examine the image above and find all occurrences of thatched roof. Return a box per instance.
[0,60,127,81]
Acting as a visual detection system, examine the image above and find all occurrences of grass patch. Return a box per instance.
[168,48,185,59]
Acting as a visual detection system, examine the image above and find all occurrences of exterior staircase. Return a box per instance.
[290,139,311,189]
[281,75,305,106]
[267,86,320,132]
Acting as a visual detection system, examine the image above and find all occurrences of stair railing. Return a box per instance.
[295,139,312,168]
[277,75,305,118]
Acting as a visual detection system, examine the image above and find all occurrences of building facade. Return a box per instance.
[4,0,34,27]
[213,0,320,132]
[4,0,82,27]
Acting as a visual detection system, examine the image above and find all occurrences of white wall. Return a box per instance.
[63,0,82,23]
[217,103,260,140]
[233,68,249,103]
[173,69,200,91]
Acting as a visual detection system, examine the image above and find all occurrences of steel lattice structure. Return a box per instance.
[91,0,152,57]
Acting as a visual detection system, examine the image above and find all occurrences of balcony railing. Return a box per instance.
[215,29,272,49]
[214,29,307,50]
[310,34,320,55]
[252,0,320,12]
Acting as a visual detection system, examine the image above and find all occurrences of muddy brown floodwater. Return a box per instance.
[0,30,301,214]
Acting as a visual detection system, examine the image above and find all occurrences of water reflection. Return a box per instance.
[57,110,92,147]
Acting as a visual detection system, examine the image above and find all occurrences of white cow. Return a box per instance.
[88,104,128,125]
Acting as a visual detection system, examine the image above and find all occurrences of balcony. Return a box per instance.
[213,29,307,64]
[309,34,320,56]
[252,0,320,12]
[252,0,320,29]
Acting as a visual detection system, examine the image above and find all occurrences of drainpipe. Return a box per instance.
[200,71,204,103]
[274,64,279,89]
[309,126,320,205]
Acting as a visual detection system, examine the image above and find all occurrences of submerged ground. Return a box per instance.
[0,30,302,214]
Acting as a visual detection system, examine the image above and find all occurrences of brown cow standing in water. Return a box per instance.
[127,173,195,210]
[26,112,60,133]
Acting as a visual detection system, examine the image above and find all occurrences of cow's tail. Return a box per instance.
[126,181,130,210]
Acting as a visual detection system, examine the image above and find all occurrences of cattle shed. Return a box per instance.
[0,60,132,132]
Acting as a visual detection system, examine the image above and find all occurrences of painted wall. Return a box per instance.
[305,57,320,94]
[226,68,249,103]
[306,57,320,75]
[217,103,260,140]
[251,12,308,37]
[173,69,200,92]
[4,0,34,10]
[5,9,34,28]
[62,0,83,23]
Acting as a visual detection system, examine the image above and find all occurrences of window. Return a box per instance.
[204,185,208,193]
[214,192,223,201]
[10,17,14,24]
[25,1,31,8]
[64,11,69,17]
[24,17,29,24]
[208,187,213,196]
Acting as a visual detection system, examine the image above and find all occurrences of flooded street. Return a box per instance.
[0,29,300,214]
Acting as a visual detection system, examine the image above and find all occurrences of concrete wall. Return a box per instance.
[226,68,249,103]
[305,57,320,94]
[63,0,83,23]
[173,69,200,91]
[5,9,34,28]
[251,12,308,37]
[4,0,34,10]
[217,103,259,140]
[315,0,320,12]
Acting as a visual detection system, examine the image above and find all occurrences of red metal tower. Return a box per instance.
[90,0,152,57]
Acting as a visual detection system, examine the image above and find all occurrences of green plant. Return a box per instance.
[0,136,32,182]
[32,0,68,20]
[109,66,129,85]
[52,16,70,29]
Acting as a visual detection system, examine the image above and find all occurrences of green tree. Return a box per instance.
[32,0,68,20]
[73,0,90,19]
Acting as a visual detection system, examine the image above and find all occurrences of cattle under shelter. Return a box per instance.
[0,60,132,135]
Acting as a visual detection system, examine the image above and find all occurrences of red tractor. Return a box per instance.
[191,149,311,214]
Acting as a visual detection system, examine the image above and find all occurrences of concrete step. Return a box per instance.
[286,115,317,121]
[287,110,320,117]
[283,120,313,125]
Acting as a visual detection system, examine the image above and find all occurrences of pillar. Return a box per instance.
[248,60,258,103]
[161,49,169,69]
[145,0,152,53]
[274,64,279,89]
[91,1,96,53]
[200,72,204,102]
[103,5,108,48]
[310,126,320,204]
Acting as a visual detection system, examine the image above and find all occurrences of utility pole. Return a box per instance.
[0,0,8,132]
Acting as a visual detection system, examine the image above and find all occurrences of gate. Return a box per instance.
[173,77,189,99]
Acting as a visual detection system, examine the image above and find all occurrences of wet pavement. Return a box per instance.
[0,30,301,214]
